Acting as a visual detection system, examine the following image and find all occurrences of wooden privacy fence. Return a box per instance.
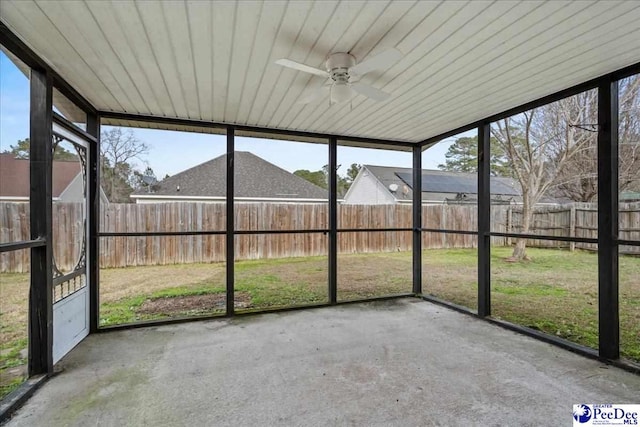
[1,201,639,272]
[1,202,86,274]
[491,202,640,252]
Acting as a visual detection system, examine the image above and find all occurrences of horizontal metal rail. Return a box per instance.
[420,228,478,236]
[52,113,98,144]
[0,239,46,253]
[488,232,599,244]
[337,227,413,233]
[52,268,85,287]
[99,228,421,237]
[234,229,329,235]
[98,229,618,242]
[99,231,227,237]
[618,239,640,247]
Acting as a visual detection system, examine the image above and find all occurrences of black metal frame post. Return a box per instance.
[597,78,619,360]
[412,146,422,294]
[328,137,338,304]
[477,123,491,317]
[87,112,100,333]
[226,126,235,316]
[28,67,54,376]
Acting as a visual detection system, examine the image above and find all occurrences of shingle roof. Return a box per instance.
[0,153,81,198]
[362,165,520,202]
[135,151,327,200]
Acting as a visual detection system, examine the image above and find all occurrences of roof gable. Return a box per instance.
[0,153,81,198]
[136,151,327,200]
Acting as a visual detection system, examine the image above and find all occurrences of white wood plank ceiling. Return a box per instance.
[2,0,640,144]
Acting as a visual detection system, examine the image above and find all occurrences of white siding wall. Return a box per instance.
[58,173,84,203]
[59,173,110,204]
[343,169,396,205]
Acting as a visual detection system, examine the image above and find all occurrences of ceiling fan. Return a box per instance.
[275,48,402,104]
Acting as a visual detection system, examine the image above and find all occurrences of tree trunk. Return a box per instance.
[511,195,532,261]
[511,238,527,260]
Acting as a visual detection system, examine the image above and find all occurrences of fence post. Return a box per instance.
[506,206,512,246]
[441,204,447,248]
[569,205,576,251]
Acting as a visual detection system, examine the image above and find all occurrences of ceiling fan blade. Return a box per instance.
[275,59,328,77]
[297,85,330,104]
[351,82,391,102]
[350,48,403,76]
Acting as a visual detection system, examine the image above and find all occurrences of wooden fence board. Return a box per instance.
[1,201,639,272]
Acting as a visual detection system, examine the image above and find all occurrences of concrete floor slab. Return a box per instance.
[6,299,640,426]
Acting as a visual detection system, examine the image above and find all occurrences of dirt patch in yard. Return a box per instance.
[100,263,226,303]
[137,292,251,316]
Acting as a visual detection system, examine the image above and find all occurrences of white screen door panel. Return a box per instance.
[51,120,90,363]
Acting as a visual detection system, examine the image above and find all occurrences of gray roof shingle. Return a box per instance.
[135,151,327,200]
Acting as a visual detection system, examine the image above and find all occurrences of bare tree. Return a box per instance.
[100,128,149,203]
[492,89,597,260]
[618,75,640,193]
[552,75,640,202]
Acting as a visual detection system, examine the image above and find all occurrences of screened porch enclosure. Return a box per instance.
[1,0,640,421]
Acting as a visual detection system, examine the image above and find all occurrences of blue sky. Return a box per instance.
[0,52,30,153]
[1,51,458,178]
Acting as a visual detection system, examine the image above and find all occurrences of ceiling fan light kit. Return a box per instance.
[331,82,354,104]
[275,48,403,105]
[327,52,355,104]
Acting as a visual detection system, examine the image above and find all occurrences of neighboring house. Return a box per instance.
[0,153,108,203]
[130,151,327,203]
[343,165,521,205]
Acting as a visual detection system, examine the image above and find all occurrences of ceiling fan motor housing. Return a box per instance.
[326,53,355,83]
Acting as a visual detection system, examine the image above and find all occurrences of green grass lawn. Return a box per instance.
[423,247,640,361]
[1,247,639,400]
